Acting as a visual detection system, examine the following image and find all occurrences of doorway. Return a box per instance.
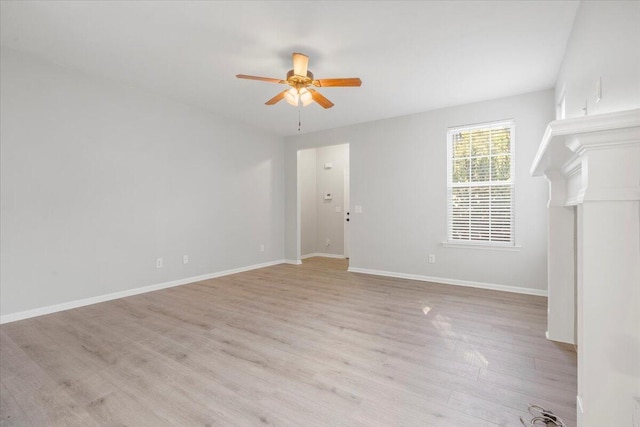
[297,143,350,263]
[344,167,350,258]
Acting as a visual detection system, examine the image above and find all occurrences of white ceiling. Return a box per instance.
[0,1,579,136]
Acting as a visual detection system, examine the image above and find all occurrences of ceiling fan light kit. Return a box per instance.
[285,87,313,107]
[236,52,362,110]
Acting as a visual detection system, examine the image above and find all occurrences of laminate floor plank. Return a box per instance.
[59,373,174,427]
[0,331,26,383]
[1,322,94,388]
[0,257,577,426]
[447,391,532,427]
[1,351,98,426]
[0,382,32,427]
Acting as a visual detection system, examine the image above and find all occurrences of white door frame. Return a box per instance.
[295,143,350,262]
[343,167,350,258]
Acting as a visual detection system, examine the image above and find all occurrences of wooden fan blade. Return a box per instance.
[309,89,334,109]
[236,74,286,84]
[312,78,362,87]
[292,53,309,77]
[265,90,288,105]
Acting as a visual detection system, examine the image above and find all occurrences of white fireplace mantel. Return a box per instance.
[531,108,640,427]
[531,109,640,175]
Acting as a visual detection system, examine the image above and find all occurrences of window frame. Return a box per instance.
[445,119,516,248]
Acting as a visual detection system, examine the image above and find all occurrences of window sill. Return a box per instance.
[441,241,521,252]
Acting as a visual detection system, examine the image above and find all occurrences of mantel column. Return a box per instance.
[571,137,640,427]
[544,170,576,344]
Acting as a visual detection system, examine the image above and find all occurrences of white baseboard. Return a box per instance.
[301,252,347,259]
[1,260,546,324]
[347,266,548,297]
[545,329,576,345]
[0,259,287,324]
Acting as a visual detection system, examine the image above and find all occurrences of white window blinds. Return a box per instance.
[447,121,515,245]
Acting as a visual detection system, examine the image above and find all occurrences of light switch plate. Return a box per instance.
[355,205,363,213]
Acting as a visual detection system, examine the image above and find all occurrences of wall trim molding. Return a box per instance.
[301,252,347,259]
[347,266,548,297]
[0,259,287,324]
[282,259,303,265]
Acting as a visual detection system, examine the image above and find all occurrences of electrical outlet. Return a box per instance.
[260,244,265,252]
[428,254,436,264]
[326,238,330,247]
[183,255,189,264]
[156,258,163,268]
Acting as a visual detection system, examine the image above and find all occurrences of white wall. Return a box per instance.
[298,148,317,256]
[556,1,640,118]
[285,90,554,293]
[0,48,284,318]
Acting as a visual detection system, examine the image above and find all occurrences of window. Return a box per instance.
[446,120,515,246]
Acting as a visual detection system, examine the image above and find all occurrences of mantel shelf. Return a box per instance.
[530,109,640,177]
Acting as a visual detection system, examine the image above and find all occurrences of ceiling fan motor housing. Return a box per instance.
[286,69,314,89]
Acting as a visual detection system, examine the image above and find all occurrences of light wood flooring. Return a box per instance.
[0,257,577,426]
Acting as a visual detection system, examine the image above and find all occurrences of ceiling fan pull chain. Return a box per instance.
[298,103,302,132]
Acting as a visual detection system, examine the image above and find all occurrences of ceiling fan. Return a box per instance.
[236,53,362,109]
